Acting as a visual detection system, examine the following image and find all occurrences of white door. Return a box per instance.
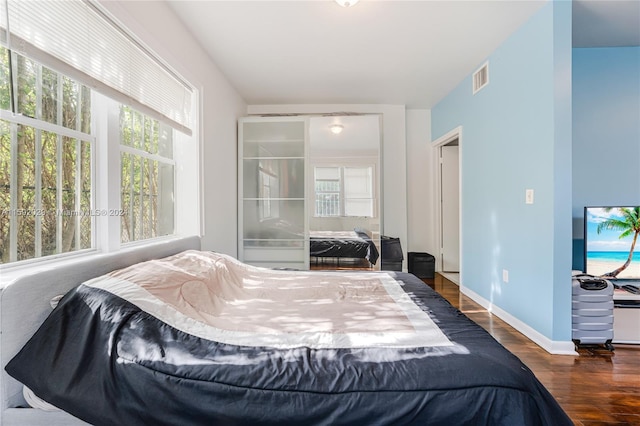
[441,145,459,272]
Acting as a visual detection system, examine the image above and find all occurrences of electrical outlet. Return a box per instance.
[502,269,509,283]
[525,189,534,204]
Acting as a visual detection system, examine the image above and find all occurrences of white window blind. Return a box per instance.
[344,166,373,217]
[0,2,5,46]
[1,0,193,135]
[315,167,340,181]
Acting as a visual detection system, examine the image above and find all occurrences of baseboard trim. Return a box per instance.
[460,285,578,355]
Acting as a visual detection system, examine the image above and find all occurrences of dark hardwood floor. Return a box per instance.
[311,261,640,426]
[427,274,640,426]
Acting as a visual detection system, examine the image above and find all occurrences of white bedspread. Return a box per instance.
[310,230,360,239]
[86,251,452,349]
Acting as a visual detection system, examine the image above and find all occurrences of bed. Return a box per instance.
[310,228,379,265]
[1,239,571,425]
[0,236,201,426]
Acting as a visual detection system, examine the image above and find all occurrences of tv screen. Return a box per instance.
[584,206,640,280]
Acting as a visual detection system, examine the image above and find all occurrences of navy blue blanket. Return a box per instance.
[310,230,379,264]
[6,271,570,426]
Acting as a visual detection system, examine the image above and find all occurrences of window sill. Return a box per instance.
[0,235,183,288]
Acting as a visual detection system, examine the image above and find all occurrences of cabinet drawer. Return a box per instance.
[613,307,640,344]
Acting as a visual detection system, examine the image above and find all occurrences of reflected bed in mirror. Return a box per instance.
[309,115,382,270]
[310,228,379,267]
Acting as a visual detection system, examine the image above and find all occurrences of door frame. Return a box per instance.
[432,126,463,278]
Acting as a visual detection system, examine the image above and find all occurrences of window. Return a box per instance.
[314,166,374,217]
[314,167,340,217]
[120,107,175,243]
[0,48,93,263]
[344,166,374,216]
[0,0,197,267]
[0,49,190,266]
[258,168,278,219]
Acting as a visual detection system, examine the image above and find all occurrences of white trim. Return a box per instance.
[0,235,188,286]
[460,285,578,355]
[8,122,17,262]
[93,93,121,253]
[0,110,92,142]
[237,118,244,260]
[431,126,462,280]
[197,86,205,238]
[119,144,175,165]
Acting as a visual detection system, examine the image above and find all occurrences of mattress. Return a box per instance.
[5,251,571,425]
[310,229,379,264]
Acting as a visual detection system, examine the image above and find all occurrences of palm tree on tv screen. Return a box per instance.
[596,207,640,277]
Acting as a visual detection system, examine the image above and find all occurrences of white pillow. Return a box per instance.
[50,294,64,309]
[23,386,60,411]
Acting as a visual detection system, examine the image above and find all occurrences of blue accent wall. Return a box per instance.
[432,1,573,342]
[572,46,640,260]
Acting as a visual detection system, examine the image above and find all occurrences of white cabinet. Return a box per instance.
[238,117,309,269]
[613,291,640,344]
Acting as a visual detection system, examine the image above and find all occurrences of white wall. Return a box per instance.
[406,110,436,257]
[247,104,408,269]
[99,1,247,257]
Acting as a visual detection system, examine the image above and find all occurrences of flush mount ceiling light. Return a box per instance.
[335,0,359,7]
[329,124,344,134]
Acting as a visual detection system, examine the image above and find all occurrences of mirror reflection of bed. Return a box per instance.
[310,228,379,270]
[308,115,381,271]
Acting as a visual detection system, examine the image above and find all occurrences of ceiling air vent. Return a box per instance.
[472,62,489,94]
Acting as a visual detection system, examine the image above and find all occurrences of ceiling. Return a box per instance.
[168,0,640,109]
[309,115,381,157]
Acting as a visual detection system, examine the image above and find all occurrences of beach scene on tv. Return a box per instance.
[585,207,640,279]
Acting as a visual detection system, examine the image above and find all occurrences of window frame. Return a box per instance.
[0,76,197,271]
[313,165,376,218]
[0,0,201,271]
[119,106,176,245]
[0,49,96,265]
[314,167,341,217]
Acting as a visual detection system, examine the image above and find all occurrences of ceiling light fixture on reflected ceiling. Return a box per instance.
[335,0,359,7]
[329,124,344,134]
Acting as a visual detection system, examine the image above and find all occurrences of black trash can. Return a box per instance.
[381,236,403,271]
[408,252,435,279]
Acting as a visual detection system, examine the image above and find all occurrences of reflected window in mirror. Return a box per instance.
[315,167,341,216]
[258,166,279,219]
[314,166,374,217]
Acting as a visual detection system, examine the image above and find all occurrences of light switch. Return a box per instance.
[525,189,534,204]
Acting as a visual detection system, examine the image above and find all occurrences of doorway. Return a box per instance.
[433,127,462,284]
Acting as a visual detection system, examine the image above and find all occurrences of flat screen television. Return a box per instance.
[584,206,640,280]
